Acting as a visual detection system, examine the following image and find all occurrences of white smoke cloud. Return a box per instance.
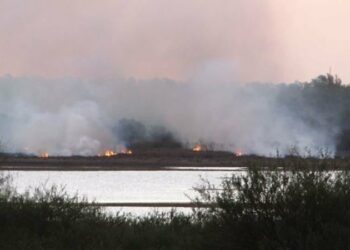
[0,75,340,156]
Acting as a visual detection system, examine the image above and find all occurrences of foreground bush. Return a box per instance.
[0,176,201,250]
[2,167,350,249]
[195,168,350,249]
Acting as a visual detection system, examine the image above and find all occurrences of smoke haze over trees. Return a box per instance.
[115,119,182,150]
[0,74,349,156]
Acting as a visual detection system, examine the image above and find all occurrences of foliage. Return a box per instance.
[3,165,350,249]
[195,168,350,249]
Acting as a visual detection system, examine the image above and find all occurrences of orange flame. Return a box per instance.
[40,152,49,158]
[121,148,133,155]
[192,144,202,152]
[235,150,243,157]
[104,150,117,157]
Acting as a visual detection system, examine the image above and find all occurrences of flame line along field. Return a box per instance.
[0,150,350,170]
[0,150,245,170]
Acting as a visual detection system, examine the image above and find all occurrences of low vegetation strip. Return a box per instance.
[2,162,350,249]
[1,153,350,170]
[85,202,213,208]
[0,201,214,208]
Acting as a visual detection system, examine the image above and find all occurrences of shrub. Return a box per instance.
[195,168,350,249]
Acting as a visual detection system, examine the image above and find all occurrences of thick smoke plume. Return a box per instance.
[0,74,349,156]
[115,119,182,150]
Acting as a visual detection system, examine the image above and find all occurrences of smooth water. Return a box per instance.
[3,167,242,215]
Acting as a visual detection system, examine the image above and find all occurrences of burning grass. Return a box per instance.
[192,143,204,152]
[102,148,133,157]
[103,150,117,157]
[39,152,49,158]
[3,149,350,172]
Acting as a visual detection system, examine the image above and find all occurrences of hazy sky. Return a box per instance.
[0,0,349,83]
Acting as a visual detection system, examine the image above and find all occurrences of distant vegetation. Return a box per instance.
[2,158,350,249]
[115,118,183,151]
[276,74,350,156]
[111,74,350,156]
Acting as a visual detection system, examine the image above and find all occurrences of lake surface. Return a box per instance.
[2,167,242,215]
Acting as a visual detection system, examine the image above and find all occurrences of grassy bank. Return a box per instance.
[2,161,350,249]
[2,152,350,171]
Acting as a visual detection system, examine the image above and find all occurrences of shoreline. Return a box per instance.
[0,151,348,171]
[0,165,245,171]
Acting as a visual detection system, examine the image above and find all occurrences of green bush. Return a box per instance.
[2,166,350,249]
[195,168,350,249]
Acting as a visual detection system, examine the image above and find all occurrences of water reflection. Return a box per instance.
[3,168,242,215]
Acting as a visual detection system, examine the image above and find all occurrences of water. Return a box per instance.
[2,167,242,215]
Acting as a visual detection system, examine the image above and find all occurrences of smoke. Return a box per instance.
[0,74,349,156]
[0,0,284,83]
[115,119,182,150]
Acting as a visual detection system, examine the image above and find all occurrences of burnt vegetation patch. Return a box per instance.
[114,119,183,151]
